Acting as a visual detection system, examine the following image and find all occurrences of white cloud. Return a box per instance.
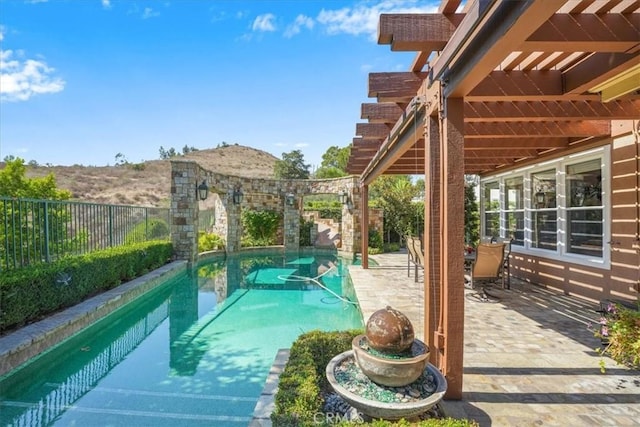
[275,142,287,147]
[142,7,159,19]
[0,26,4,42]
[252,13,277,32]
[284,14,314,38]
[295,143,309,148]
[101,0,111,9]
[0,49,65,102]
[317,0,436,40]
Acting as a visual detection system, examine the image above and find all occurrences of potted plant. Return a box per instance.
[591,300,640,373]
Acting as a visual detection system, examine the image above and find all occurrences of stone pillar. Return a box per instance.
[225,194,242,252]
[341,176,361,254]
[170,161,199,264]
[283,196,300,250]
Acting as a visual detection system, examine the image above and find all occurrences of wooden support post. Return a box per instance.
[439,96,465,400]
[424,112,441,366]
[361,184,369,269]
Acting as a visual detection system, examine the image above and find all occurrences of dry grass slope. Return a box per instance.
[24,145,279,207]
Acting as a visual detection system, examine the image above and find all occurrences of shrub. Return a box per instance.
[299,217,315,247]
[124,219,170,244]
[241,209,280,246]
[0,240,173,332]
[368,229,383,250]
[592,301,640,372]
[198,231,225,251]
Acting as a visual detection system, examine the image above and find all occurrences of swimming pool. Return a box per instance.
[0,252,364,426]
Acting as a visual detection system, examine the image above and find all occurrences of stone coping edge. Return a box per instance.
[249,348,290,427]
[0,260,188,377]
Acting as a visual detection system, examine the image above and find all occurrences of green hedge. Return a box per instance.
[0,240,173,332]
[272,330,477,427]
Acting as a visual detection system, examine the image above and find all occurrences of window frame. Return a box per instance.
[479,147,610,269]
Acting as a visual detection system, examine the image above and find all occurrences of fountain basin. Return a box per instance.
[326,350,447,420]
[352,334,429,387]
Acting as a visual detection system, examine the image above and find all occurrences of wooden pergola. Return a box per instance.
[347,0,639,399]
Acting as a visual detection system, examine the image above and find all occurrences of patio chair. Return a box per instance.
[496,237,513,289]
[465,242,505,302]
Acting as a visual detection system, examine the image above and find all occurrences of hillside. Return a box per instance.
[24,145,279,207]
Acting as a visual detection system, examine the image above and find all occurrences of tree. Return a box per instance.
[369,175,418,243]
[464,175,480,246]
[0,158,73,269]
[315,145,351,178]
[0,157,71,199]
[274,150,310,179]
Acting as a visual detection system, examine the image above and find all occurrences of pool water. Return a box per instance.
[0,253,363,426]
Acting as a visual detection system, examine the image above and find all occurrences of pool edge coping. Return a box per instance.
[0,260,188,377]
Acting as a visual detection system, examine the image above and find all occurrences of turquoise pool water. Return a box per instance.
[0,252,363,426]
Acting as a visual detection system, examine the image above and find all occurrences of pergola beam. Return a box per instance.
[361,103,404,124]
[355,123,392,139]
[465,120,611,138]
[522,13,639,52]
[369,72,428,102]
[431,1,562,98]
[564,52,640,95]
[378,14,464,51]
[464,99,640,121]
[464,137,570,149]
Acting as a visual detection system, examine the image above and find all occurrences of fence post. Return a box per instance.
[44,201,51,262]
[109,205,114,247]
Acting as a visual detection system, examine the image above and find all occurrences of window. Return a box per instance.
[504,177,524,246]
[531,169,557,251]
[566,159,603,257]
[480,148,609,268]
[482,181,500,239]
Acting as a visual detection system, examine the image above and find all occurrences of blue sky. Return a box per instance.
[0,0,438,169]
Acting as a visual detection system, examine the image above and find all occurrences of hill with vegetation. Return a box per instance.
[21,145,279,207]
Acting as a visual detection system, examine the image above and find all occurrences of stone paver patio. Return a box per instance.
[348,251,640,426]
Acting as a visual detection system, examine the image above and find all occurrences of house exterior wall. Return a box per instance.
[507,128,639,303]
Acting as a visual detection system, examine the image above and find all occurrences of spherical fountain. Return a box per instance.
[326,306,447,420]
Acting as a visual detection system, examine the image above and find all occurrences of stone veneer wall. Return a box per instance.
[170,160,360,262]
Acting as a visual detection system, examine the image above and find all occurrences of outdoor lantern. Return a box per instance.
[535,190,546,206]
[285,192,296,206]
[339,190,349,206]
[196,180,209,201]
[232,187,244,205]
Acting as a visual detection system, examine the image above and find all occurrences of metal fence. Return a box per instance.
[1,197,170,271]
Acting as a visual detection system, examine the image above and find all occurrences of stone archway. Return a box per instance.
[170,160,361,262]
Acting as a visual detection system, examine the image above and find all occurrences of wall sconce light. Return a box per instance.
[230,187,243,205]
[196,180,209,201]
[339,190,350,206]
[535,190,546,206]
[285,192,296,206]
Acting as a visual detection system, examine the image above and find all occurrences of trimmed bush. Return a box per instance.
[0,240,173,332]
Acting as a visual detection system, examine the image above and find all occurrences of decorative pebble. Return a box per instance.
[333,358,439,403]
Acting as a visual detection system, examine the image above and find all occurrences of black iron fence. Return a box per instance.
[1,197,170,271]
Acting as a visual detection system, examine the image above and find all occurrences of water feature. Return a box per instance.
[326,306,447,421]
[0,252,363,426]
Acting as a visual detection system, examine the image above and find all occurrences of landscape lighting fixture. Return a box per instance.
[339,190,349,206]
[197,180,209,201]
[232,187,244,205]
[285,192,296,206]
